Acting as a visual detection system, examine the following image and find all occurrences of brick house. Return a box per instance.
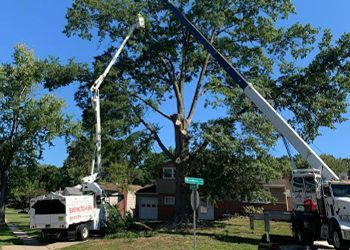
[99,183,142,217]
[214,177,292,219]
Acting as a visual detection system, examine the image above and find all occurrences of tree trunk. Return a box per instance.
[0,168,9,224]
[174,162,189,218]
[172,114,190,220]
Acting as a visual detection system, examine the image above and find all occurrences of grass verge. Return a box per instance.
[63,216,292,250]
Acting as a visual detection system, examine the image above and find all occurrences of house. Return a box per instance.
[135,161,176,220]
[135,162,291,220]
[214,177,291,219]
[99,182,142,217]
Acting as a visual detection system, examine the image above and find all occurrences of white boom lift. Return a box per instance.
[30,16,145,241]
[83,14,145,184]
[163,1,350,249]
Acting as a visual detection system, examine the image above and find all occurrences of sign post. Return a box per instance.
[185,177,204,250]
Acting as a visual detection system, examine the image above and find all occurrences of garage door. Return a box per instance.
[139,197,158,220]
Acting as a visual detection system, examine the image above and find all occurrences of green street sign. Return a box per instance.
[184,177,204,186]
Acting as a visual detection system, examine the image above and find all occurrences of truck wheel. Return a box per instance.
[294,225,313,246]
[77,224,89,241]
[332,228,350,250]
[292,226,298,241]
[40,231,47,242]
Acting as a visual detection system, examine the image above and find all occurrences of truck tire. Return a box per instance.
[77,224,89,241]
[332,227,350,250]
[40,231,47,242]
[293,224,313,246]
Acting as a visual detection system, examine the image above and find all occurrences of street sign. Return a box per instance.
[190,189,200,210]
[185,177,204,185]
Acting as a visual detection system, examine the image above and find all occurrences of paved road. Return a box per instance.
[1,242,82,250]
[259,240,334,250]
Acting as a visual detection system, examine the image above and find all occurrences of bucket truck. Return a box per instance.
[163,1,350,249]
[30,15,145,241]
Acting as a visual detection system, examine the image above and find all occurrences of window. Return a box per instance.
[304,177,316,193]
[331,184,350,197]
[323,186,331,197]
[292,177,303,193]
[163,167,175,179]
[164,196,175,205]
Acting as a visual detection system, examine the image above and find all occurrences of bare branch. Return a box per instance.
[159,55,184,114]
[187,33,216,123]
[130,93,172,121]
[130,105,175,161]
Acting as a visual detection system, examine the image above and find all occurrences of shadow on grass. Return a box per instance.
[197,220,227,229]
[162,230,261,245]
[162,230,301,247]
[0,224,22,245]
[0,238,23,245]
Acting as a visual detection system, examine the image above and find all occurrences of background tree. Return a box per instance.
[293,154,349,177]
[49,0,350,219]
[0,44,75,223]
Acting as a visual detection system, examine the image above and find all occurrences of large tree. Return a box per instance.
[53,0,350,219]
[0,45,75,223]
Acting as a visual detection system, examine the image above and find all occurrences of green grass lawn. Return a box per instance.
[5,208,39,238]
[0,208,39,246]
[64,216,293,250]
[0,222,21,246]
[0,209,293,249]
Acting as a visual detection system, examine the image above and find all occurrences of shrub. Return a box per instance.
[104,205,126,234]
[242,205,264,216]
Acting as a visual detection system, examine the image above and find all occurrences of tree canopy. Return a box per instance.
[42,0,350,217]
[0,44,76,223]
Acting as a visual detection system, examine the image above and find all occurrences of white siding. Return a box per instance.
[126,191,136,216]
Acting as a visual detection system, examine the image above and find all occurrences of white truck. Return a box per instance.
[30,184,104,240]
[163,1,350,249]
[30,15,145,241]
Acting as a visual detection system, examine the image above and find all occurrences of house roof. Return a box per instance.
[98,182,142,192]
[129,184,143,192]
[136,184,157,194]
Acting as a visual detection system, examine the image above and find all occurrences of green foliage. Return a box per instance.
[7,164,65,210]
[242,206,264,216]
[289,154,349,177]
[321,154,349,176]
[191,136,289,202]
[103,205,151,236]
[0,44,78,221]
[62,0,350,158]
[104,205,126,234]
[47,0,350,212]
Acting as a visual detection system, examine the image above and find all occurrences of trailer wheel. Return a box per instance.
[77,224,89,241]
[332,228,349,250]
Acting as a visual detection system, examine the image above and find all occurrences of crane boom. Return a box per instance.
[162,0,338,181]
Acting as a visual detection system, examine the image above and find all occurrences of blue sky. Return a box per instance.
[1,0,349,167]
